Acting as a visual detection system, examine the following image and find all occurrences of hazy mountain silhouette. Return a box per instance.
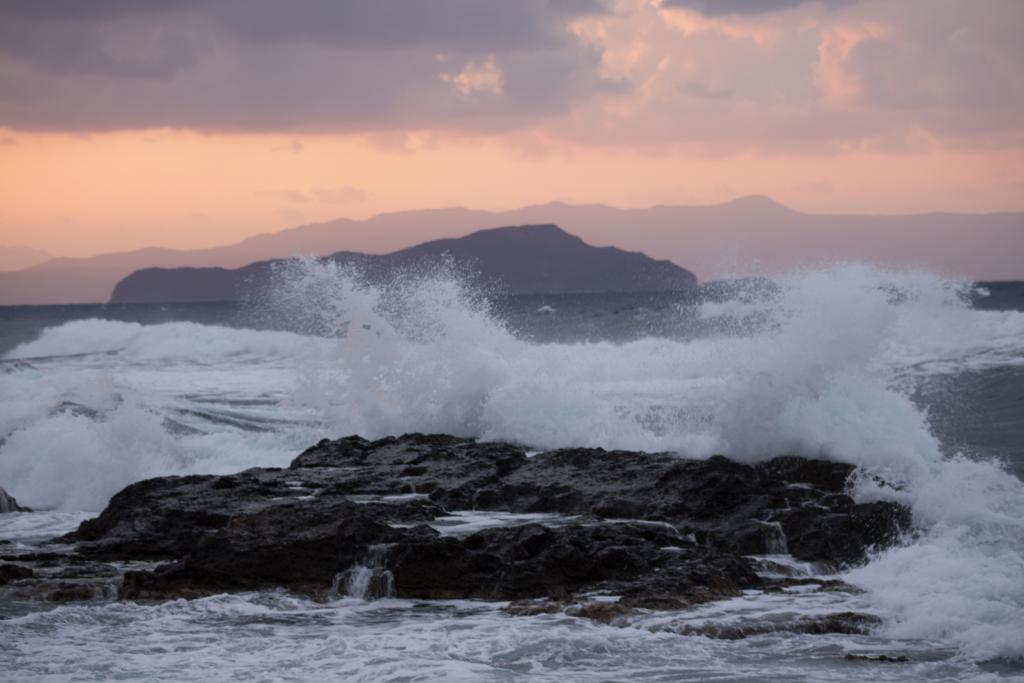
[0,245,51,272]
[2,196,1022,304]
[109,225,698,303]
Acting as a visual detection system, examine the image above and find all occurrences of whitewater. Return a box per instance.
[1,261,1023,681]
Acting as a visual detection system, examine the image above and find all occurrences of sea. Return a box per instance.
[0,260,1022,681]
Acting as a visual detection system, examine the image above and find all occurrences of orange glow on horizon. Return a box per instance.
[2,127,1022,259]
[1,0,1022,260]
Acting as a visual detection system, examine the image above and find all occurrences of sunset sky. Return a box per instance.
[1,0,1022,258]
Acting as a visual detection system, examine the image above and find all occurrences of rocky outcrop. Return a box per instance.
[0,487,28,513]
[0,563,34,584]
[48,434,910,606]
[284,436,909,565]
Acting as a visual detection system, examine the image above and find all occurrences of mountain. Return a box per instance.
[0,245,51,272]
[109,225,698,303]
[0,209,498,305]
[2,196,1023,305]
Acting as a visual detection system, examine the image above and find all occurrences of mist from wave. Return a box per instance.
[1,259,1023,662]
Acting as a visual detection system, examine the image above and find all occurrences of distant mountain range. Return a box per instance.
[2,196,1023,305]
[0,245,51,272]
[109,225,697,303]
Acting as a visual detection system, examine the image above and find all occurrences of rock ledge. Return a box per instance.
[39,433,911,607]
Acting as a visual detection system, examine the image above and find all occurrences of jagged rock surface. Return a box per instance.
[0,487,28,513]
[55,433,909,604]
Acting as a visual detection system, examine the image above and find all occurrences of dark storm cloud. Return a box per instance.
[661,0,856,15]
[211,0,604,52]
[0,1,196,22]
[0,0,609,131]
[0,1,608,71]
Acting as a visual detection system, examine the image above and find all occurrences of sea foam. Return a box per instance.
[1,260,1023,660]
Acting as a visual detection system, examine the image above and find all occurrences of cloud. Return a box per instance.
[661,0,856,15]
[848,6,1024,112]
[0,0,609,132]
[210,0,606,52]
[0,0,1020,158]
[818,2,1024,138]
[442,55,505,97]
[814,22,891,104]
[548,0,1024,152]
[0,1,607,55]
[0,3,210,80]
[680,81,735,100]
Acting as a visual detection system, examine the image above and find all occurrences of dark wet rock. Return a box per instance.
[49,562,120,580]
[663,611,883,640]
[46,582,105,603]
[384,521,759,603]
[756,456,855,493]
[0,563,34,584]
[0,487,29,513]
[761,577,863,593]
[845,653,910,663]
[779,502,912,567]
[796,611,883,635]
[503,599,567,617]
[504,598,671,624]
[565,601,638,625]
[54,433,910,605]
[620,595,691,610]
[78,491,422,596]
[503,598,658,624]
[286,435,909,567]
[291,434,528,505]
[504,600,881,637]
[1,551,78,563]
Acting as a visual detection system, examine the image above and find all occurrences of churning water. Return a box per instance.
[1,262,1022,680]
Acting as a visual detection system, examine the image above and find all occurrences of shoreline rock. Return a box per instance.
[0,487,29,513]
[9,434,911,609]
[51,436,909,606]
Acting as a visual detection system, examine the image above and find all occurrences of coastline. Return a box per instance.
[3,433,908,635]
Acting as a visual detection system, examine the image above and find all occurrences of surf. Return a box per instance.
[1,260,1023,662]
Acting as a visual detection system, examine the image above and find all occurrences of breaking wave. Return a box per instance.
[1,260,1023,661]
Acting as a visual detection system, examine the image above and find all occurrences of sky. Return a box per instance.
[0,0,1022,258]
